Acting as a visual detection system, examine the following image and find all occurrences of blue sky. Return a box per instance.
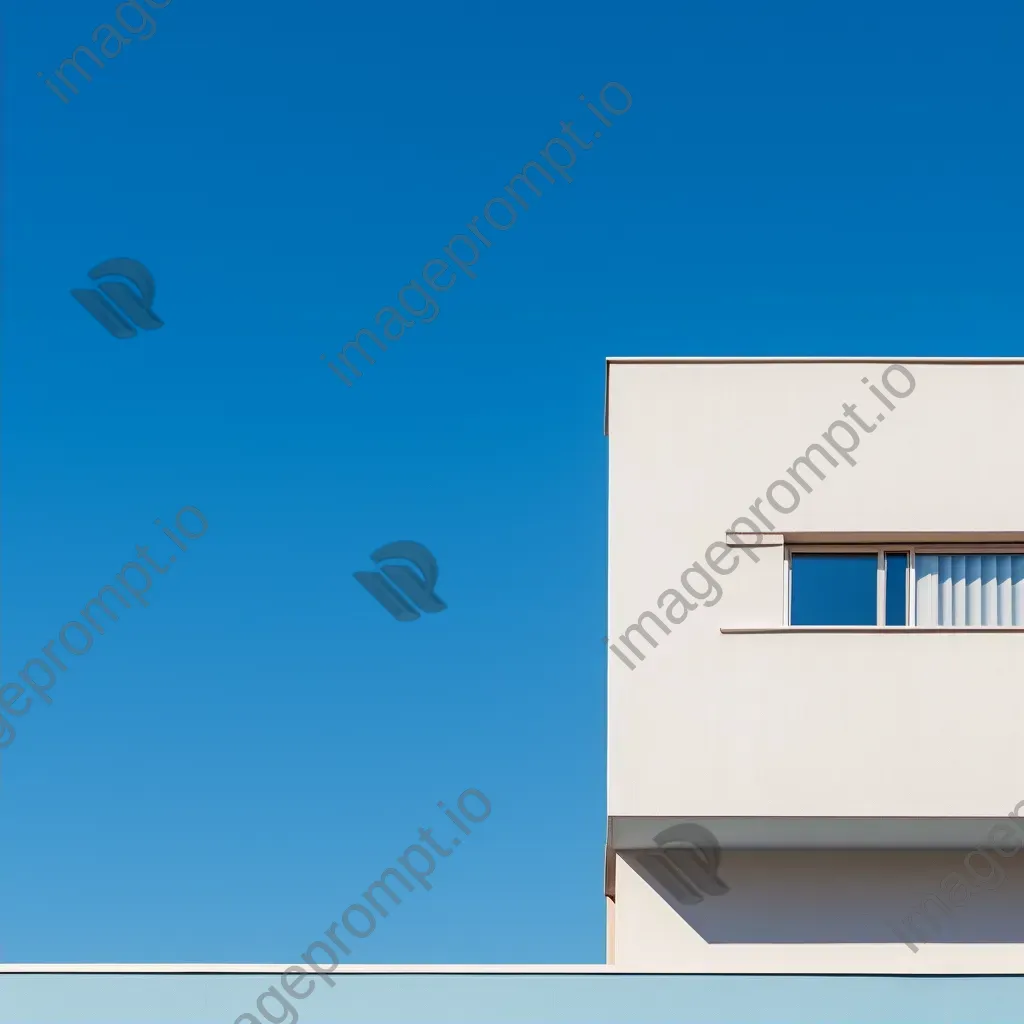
[2,0,1023,964]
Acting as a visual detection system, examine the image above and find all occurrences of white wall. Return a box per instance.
[613,850,1024,973]
[607,360,1024,821]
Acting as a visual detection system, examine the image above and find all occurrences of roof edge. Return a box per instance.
[602,356,1024,435]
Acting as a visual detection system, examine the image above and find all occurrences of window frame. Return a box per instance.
[785,543,1024,628]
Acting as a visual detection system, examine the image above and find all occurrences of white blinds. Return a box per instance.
[916,554,1024,626]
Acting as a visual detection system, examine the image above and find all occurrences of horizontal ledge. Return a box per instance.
[726,532,784,547]
[611,816,1024,850]
[785,533,1024,545]
[0,964,615,975]
[721,626,1024,634]
[6,959,1024,976]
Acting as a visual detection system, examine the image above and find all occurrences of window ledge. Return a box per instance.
[721,626,1024,634]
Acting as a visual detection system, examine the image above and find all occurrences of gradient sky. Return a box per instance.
[2,0,1023,964]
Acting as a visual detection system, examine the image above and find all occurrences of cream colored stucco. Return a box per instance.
[606,358,1024,970]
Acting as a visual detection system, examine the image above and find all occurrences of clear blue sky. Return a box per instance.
[2,0,1022,964]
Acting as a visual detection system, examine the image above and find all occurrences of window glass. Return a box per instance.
[884,552,908,626]
[790,553,877,626]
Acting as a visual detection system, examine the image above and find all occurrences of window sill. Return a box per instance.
[721,626,1024,634]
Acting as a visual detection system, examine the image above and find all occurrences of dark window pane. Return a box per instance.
[790,553,877,626]
[885,552,908,626]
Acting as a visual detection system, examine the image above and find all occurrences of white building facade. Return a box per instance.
[606,357,1024,974]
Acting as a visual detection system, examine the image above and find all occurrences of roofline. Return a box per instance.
[603,356,1024,435]
[3,963,1024,976]
[0,964,616,975]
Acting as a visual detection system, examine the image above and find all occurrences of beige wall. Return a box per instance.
[607,360,1024,820]
[612,850,1024,972]
[606,359,1024,972]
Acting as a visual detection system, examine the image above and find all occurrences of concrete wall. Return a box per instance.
[612,848,1024,971]
[607,359,1024,820]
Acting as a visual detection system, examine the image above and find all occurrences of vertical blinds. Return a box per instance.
[916,554,1024,626]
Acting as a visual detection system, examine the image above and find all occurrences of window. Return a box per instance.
[884,552,908,626]
[787,547,1024,627]
[790,553,878,626]
[916,554,1024,626]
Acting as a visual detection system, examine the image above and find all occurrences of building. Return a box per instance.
[605,356,1024,973]
[3,357,1023,1022]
